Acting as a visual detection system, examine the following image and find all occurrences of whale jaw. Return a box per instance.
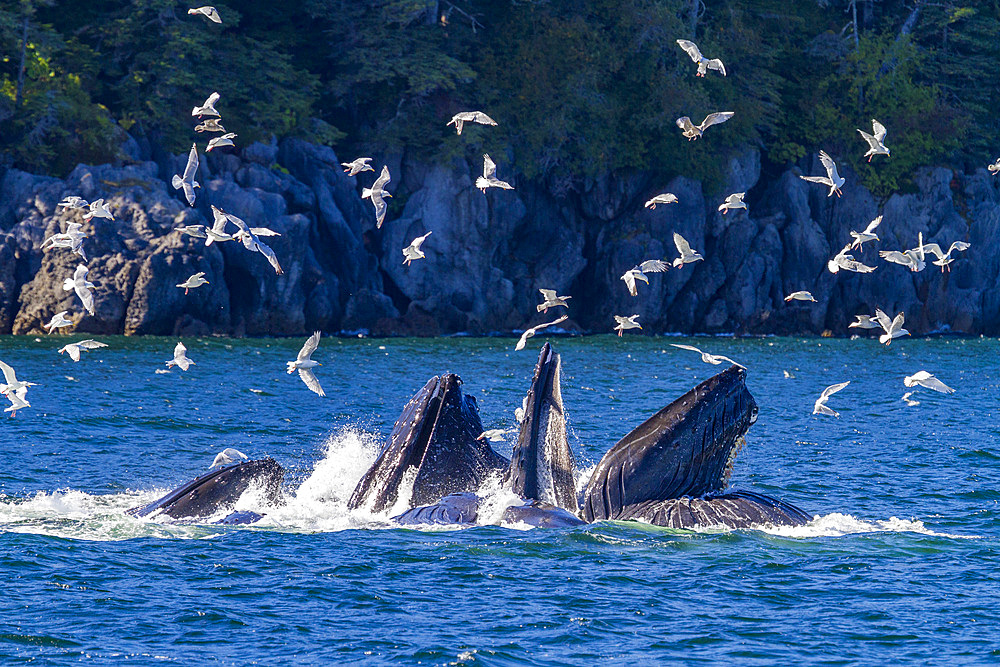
[348,374,508,513]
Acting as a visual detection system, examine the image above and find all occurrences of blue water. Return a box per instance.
[1,334,998,664]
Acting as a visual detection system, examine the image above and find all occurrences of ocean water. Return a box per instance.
[1,334,998,664]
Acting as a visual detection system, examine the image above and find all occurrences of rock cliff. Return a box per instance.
[1,139,997,337]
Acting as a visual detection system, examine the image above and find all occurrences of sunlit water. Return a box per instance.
[1,334,998,664]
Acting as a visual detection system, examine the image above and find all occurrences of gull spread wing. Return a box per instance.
[872,119,887,143]
[182,144,199,181]
[673,232,693,255]
[0,359,18,385]
[818,381,850,402]
[699,111,734,130]
[862,215,883,236]
[482,154,497,179]
[675,116,696,133]
[372,165,391,192]
[676,39,704,62]
[298,331,321,362]
[819,150,840,183]
[638,259,669,273]
[538,288,557,301]
[874,309,893,333]
[298,368,325,397]
[621,270,638,296]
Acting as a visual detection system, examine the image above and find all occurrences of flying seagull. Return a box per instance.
[904,370,955,394]
[799,150,845,197]
[670,343,743,368]
[402,231,432,266]
[858,119,889,162]
[165,342,194,371]
[447,111,497,135]
[211,449,248,469]
[361,165,392,228]
[42,222,88,261]
[0,359,37,397]
[63,264,96,316]
[621,259,669,296]
[82,199,114,221]
[58,196,89,211]
[644,193,678,209]
[537,289,571,313]
[187,6,221,23]
[192,92,221,117]
[206,133,237,152]
[849,215,883,249]
[879,233,926,272]
[45,311,73,334]
[172,143,200,206]
[226,210,284,275]
[194,118,226,133]
[874,308,909,345]
[205,206,235,246]
[848,314,881,330]
[989,158,1000,175]
[341,157,374,176]
[676,112,734,141]
[827,243,875,274]
[4,386,29,417]
[813,381,850,417]
[920,240,970,272]
[57,339,107,362]
[286,331,325,397]
[785,291,816,303]
[672,233,703,268]
[515,315,568,351]
[476,154,514,192]
[613,314,641,336]
[177,272,209,295]
[675,39,726,77]
[718,192,747,215]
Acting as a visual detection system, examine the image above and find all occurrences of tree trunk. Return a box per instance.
[14,16,28,109]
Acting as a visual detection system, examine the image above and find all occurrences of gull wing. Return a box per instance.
[298,368,325,397]
[699,111,734,130]
[0,359,18,385]
[949,241,971,255]
[77,340,107,350]
[250,227,280,237]
[873,309,893,333]
[202,91,220,111]
[638,259,669,273]
[515,315,567,351]
[799,175,833,186]
[411,231,432,250]
[482,154,497,179]
[257,240,283,275]
[879,250,910,265]
[857,129,879,149]
[182,144,199,181]
[471,111,497,125]
[670,343,703,354]
[372,192,388,228]
[372,165,391,192]
[174,342,187,360]
[676,39,704,63]
[673,232,693,255]
[675,116,696,133]
[862,215,883,236]
[920,242,944,259]
[819,380,850,401]
[819,150,840,183]
[224,210,252,236]
[63,344,82,362]
[922,375,955,394]
[210,206,230,235]
[298,331,321,362]
[621,270,638,296]
[889,312,906,335]
[538,288,557,302]
[872,119,887,143]
[706,59,726,76]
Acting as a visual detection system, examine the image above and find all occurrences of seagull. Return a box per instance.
[718,192,747,215]
[874,308,909,345]
[205,132,237,152]
[341,157,374,176]
[205,206,235,246]
[57,340,107,362]
[672,233,703,268]
[857,119,889,162]
[621,259,669,296]
[165,342,194,371]
[850,215,883,249]
[613,314,641,336]
[211,448,248,469]
[813,381,850,417]
[447,111,498,135]
[4,386,29,417]
[904,370,955,394]
[58,196,88,211]
[879,233,926,272]
[476,154,514,192]
[194,118,226,133]
[670,343,743,368]
[62,264,96,316]
[675,39,727,77]
[172,143,200,207]
[45,311,73,334]
[536,289,571,313]
[226,211,284,275]
[402,231,432,266]
[920,240,970,272]
[177,272,209,295]
[42,222,88,261]
[901,391,920,406]
[175,224,207,239]
[848,314,881,330]
[286,331,325,396]
[361,165,392,228]
[187,6,221,22]
[785,291,816,303]
[478,429,514,442]
[515,315,568,351]
[191,92,221,117]
[799,150,845,197]
[0,359,37,397]
[783,370,795,379]
[82,198,114,221]
[827,243,875,274]
[676,112,734,140]
[989,158,1000,175]
[644,193,678,209]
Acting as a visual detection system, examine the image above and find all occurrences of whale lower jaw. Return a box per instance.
[612,491,812,529]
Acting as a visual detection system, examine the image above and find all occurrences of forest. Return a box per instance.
[1,0,998,198]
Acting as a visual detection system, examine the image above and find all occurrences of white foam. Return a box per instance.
[759,512,978,539]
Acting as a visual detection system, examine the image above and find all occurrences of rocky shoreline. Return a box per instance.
[2,139,998,338]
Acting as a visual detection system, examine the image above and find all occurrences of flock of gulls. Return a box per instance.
[1,13,993,422]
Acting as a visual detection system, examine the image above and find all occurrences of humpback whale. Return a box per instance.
[385,345,810,530]
[127,458,284,524]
